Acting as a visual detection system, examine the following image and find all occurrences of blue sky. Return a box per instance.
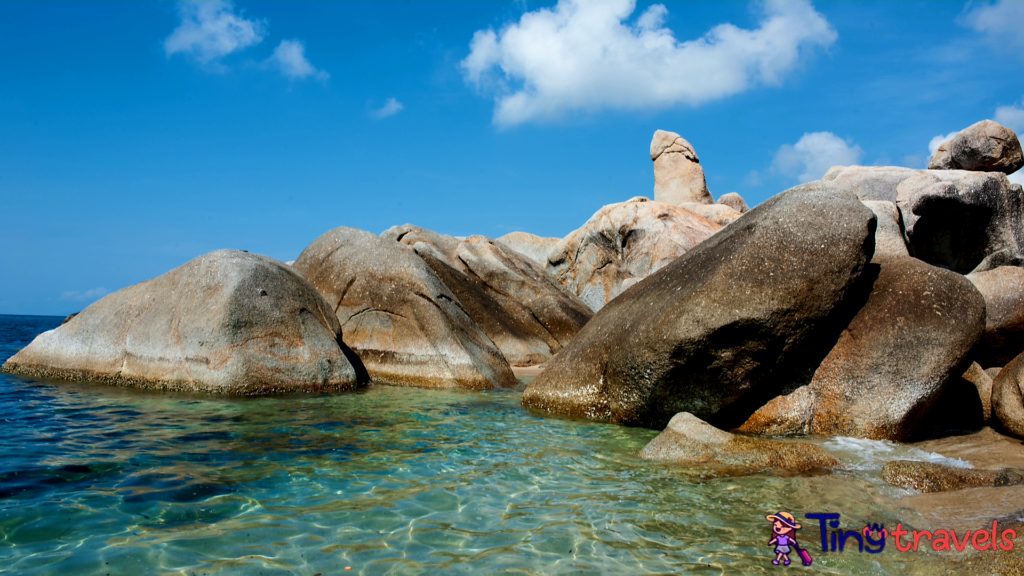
[2,0,1023,315]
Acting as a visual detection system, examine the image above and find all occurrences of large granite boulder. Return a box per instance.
[293,227,517,389]
[1,250,359,394]
[928,120,1024,174]
[523,182,877,429]
[547,198,721,312]
[638,413,841,474]
[651,130,713,206]
[495,231,559,268]
[993,352,1024,439]
[382,225,592,366]
[967,266,1024,367]
[738,257,986,441]
[823,166,1024,274]
[881,460,1024,493]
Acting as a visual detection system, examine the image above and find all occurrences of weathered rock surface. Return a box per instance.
[1,250,359,393]
[638,413,841,473]
[928,120,1024,174]
[651,130,713,206]
[716,192,749,213]
[739,257,986,441]
[547,198,721,312]
[963,362,995,422]
[524,182,877,429]
[678,202,744,226]
[495,231,559,268]
[823,165,1024,274]
[383,225,592,366]
[293,227,517,389]
[881,460,1024,493]
[993,353,1024,439]
[861,201,908,261]
[967,266,1024,367]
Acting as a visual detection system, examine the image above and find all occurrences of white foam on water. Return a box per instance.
[820,436,973,471]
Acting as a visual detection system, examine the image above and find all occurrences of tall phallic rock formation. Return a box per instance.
[651,130,714,206]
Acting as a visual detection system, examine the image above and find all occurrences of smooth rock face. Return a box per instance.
[495,231,559,268]
[1,250,359,393]
[881,460,1024,493]
[824,166,1024,274]
[967,266,1024,367]
[928,120,1024,174]
[739,257,986,441]
[383,225,592,366]
[651,130,713,206]
[678,202,744,226]
[716,192,750,213]
[637,413,841,473]
[547,198,721,312]
[524,182,877,429]
[993,353,1024,439]
[861,201,908,261]
[963,362,995,422]
[293,227,517,389]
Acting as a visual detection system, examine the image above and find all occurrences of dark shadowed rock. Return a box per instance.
[495,231,559,268]
[861,201,908,261]
[716,192,750,213]
[739,257,986,441]
[293,227,517,389]
[652,130,713,206]
[881,460,1024,493]
[382,225,592,366]
[963,362,995,422]
[638,413,841,474]
[928,120,1024,174]
[548,198,721,312]
[523,182,877,429]
[967,266,1024,367]
[1,250,359,394]
[993,353,1024,439]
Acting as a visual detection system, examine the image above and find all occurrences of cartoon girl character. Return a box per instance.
[766,511,801,566]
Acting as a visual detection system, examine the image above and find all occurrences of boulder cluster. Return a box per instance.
[5,122,1024,475]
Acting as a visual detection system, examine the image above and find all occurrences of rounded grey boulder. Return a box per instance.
[1,250,360,394]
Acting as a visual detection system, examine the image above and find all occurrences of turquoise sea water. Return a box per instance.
[0,315,964,575]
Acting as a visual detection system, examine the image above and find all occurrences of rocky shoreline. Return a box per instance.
[5,123,1024,551]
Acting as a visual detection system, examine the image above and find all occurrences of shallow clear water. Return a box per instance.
[0,315,962,575]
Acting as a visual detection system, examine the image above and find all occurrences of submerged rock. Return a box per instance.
[881,460,1024,493]
[651,130,713,206]
[548,198,720,312]
[739,257,986,441]
[523,182,877,429]
[928,120,1024,174]
[495,231,559,268]
[993,353,1024,439]
[638,413,841,473]
[293,227,517,389]
[967,266,1024,367]
[383,225,592,366]
[1,250,359,394]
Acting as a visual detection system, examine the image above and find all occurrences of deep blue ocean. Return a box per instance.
[0,314,960,575]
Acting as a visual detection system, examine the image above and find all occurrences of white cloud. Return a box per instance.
[61,288,109,302]
[995,101,1024,132]
[265,39,329,81]
[963,1,1024,47]
[164,1,265,68]
[371,98,404,119]
[461,0,836,126]
[928,131,959,156]
[773,132,863,183]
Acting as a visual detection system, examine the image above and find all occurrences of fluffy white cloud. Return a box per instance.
[266,39,329,81]
[461,0,836,126]
[963,1,1024,47]
[928,131,959,156]
[773,132,863,183]
[371,98,404,119]
[61,288,109,302]
[164,1,265,67]
[995,101,1024,132]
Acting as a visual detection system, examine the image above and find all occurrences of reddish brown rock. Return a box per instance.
[993,353,1024,439]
